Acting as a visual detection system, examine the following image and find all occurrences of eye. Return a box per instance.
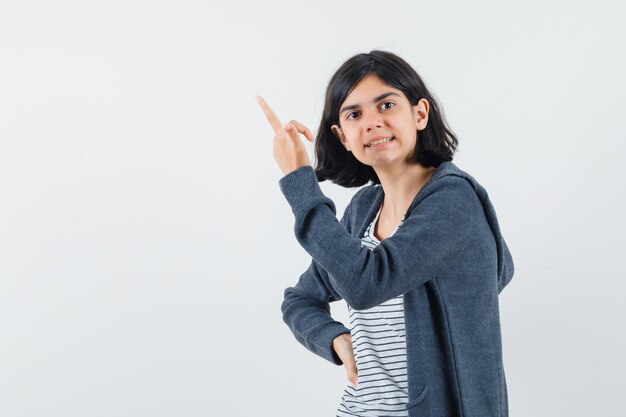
[346,111,359,120]
[345,102,395,120]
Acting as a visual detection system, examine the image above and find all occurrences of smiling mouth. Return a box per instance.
[366,137,395,148]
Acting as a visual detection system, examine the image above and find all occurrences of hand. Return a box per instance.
[255,95,314,176]
[332,333,358,387]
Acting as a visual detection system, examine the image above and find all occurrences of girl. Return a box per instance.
[257,50,515,417]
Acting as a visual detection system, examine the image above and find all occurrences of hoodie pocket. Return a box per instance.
[405,385,430,417]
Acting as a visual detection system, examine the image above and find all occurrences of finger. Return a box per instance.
[283,123,302,146]
[288,119,314,142]
[347,363,358,386]
[255,95,284,135]
[283,122,300,140]
[342,354,358,386]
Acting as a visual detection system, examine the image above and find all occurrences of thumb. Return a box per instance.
[333,334,358,386]
[345,356,358,386]
[283,123,299,142]
[283,124,304,153]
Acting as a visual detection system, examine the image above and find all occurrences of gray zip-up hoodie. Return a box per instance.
[279,161,515,417]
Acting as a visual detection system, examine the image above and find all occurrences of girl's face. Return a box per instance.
[331,74,429,170]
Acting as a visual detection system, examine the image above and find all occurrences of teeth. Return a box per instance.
[367,137,393,147]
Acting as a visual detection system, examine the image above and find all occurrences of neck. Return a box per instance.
[374,162,436,219]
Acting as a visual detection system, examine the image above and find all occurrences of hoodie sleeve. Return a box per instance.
[280,260,351,365]
[279,165,484,310]
[279,201,354,366]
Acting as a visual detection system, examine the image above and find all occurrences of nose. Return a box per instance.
[362,108,383,131]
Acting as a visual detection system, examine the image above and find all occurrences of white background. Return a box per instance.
[1,1,625,416]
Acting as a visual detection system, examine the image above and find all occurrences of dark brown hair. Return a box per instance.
[314,50,458,187]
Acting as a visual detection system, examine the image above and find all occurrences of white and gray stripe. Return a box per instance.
[337,203,409,417]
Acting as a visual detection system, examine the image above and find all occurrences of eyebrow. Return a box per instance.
[339,92,401,115]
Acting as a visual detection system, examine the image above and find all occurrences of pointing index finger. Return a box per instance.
[256,95,284,135]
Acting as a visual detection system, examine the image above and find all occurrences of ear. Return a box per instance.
[414,98,429,131]
[331,124,351,152]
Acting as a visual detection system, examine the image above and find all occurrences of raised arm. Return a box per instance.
[279,166,483,310]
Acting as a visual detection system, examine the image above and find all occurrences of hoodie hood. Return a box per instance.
[356,161,514,293]
[413,161,515,293]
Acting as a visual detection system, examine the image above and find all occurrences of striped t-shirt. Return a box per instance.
[337,202,409,417]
